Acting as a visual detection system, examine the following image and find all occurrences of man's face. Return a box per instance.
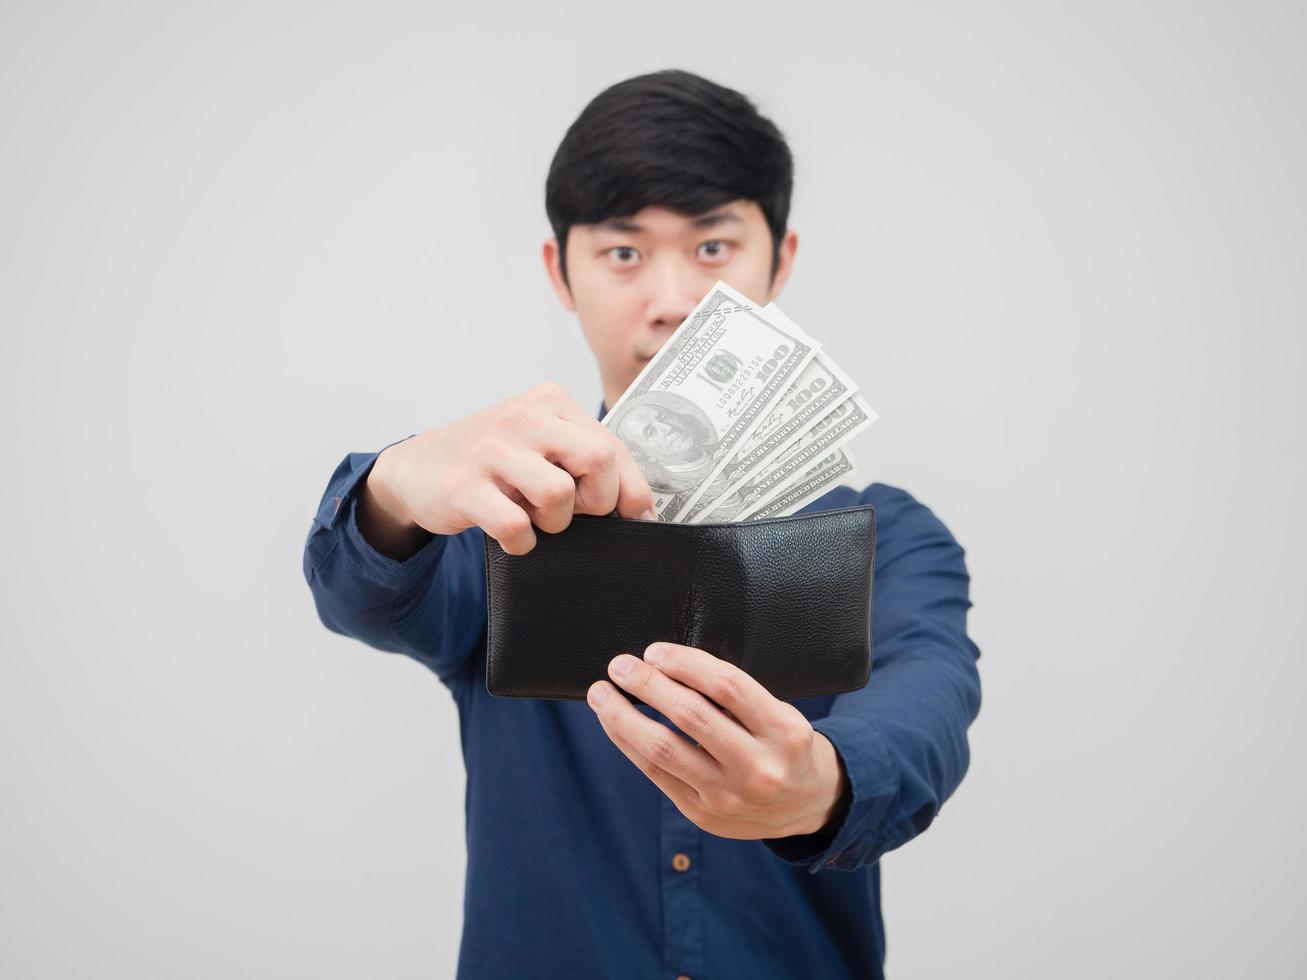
[543,198,798,410]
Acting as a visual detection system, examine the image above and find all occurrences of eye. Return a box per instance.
[697,240,732,261]
[607,245,640,266]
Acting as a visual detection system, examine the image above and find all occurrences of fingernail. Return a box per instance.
[640,508,657,521]
[589,683,609,706]
[611,655,636,678]
[644,644,665,665]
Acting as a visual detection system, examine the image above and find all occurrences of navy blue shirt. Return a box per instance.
[302,403,982,979]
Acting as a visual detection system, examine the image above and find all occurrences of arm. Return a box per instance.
[301,383,657,691]
[762,484,983,872]
[301,435,488,690]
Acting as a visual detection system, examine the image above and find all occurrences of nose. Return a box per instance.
[645,256,707,330]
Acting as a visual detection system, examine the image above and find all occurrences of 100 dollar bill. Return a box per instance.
[741,447,859,521]
[602,280,819,522]
[680,349,861,521]
[692,394,875,522]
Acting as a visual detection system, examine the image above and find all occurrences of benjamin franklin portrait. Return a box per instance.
[607,391,721,493]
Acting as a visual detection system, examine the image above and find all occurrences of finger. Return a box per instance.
[531,380,601,428]
[609,437,657,519]
[461,481,536,555]
[531,383,654,519]
[608,728,702,813]
[606,653,756,772]
[642,642,796,739]
[586,677,718,792]
[487,451,576,534]
[528,416,622,518]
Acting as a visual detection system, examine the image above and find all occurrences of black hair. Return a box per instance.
[545,69,794,286]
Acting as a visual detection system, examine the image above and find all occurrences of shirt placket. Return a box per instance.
[660,790,704,980]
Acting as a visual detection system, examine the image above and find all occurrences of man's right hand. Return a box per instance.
[357,381,657,560]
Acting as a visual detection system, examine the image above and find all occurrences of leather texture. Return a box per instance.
[483,504,876,703]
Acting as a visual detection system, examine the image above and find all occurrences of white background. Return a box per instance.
[3,1,1304,976]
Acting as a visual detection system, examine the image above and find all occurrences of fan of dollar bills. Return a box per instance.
[603,281,877,523]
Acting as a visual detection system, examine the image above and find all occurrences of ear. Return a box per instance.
[542,237,576,312]
[767,228,799,301]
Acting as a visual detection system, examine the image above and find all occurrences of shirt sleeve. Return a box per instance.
[301,435,488,691]
[761,484,983,873]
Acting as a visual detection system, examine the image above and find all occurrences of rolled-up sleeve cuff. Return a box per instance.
[761,714,902,873]
[309,435,450,591]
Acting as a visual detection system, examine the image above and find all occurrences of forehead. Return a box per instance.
[577,199,765,237]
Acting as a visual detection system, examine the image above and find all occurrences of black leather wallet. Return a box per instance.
[483,504,875,703]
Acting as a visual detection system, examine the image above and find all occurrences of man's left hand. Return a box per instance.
[587,642,849,841]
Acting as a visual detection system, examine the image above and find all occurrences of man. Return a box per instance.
[302,69,981,979]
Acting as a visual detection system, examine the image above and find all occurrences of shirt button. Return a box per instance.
[676,975,692,980]
[672,852,691,872]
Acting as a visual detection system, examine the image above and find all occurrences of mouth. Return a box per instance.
[636,337,670,363]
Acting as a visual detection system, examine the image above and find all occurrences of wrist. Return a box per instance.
[356,440,434,561]
[796,733,851,837]
[366,443,417,530]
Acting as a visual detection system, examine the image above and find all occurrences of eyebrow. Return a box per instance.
[691,209,743,230]
[594,217,645,233]
[593,208,744,234]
